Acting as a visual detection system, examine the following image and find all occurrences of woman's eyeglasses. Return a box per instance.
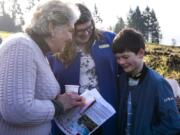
[75,24,93,35]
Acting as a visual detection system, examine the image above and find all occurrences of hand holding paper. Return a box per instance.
[55,88,116,135]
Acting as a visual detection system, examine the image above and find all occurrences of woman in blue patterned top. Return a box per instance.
[48,3,119,135]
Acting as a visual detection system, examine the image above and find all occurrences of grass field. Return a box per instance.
[145,44,180,84]
[0,31,12,39]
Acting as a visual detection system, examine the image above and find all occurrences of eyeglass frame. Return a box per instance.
[75,22,94,35]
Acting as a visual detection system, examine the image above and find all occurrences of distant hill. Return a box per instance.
[145,44,180,84]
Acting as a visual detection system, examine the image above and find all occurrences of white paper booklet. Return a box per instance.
[55,88,116,135]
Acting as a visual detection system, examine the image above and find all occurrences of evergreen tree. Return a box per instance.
[26,0,39,11]
[114,17,125,33]
[8,0,23,25]
[127,6,145,34]
[142,6,152,42]
[142,7,161,43]
[0,14,17,32]
[127,6,161,44]
[92,4,103,24]
[150,10,160,43]
[0,0,24,31]
[0,1,19,32]
[171,38,176,46]
[0,0,40,32]
[0,1,5,15]
[127,8,134,27]
[107,26,113,31]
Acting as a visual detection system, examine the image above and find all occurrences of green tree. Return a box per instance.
[92,4,103,24]
[26,0,39,11]
[127,6,145,34]
[171,38,176,46]
[0,0,40,32]
[142,7,161,43]
[0,13,17,32]
[142,6,152,42]
[0,0,19,32]
[150,10,161,43]
[127,6,161,44]
[127,8,134,27]
[114,17,125,33]
[8,0,23,26]
[0,0,23,31]
[0,1,5,15]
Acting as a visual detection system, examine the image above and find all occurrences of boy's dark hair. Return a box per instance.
[112,28,145,54]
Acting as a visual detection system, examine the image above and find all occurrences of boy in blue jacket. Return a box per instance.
[112,28,180,135]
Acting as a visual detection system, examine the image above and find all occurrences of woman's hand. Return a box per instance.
[56,92,85,112]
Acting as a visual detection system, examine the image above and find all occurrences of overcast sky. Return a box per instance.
[1,0,180,45]
[71,0,180,46]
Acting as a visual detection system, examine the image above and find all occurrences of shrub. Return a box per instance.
[145,44,180,84]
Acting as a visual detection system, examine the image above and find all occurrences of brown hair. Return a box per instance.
[53,40,77,66]
[75,3,102,53]
[55,3,104,66]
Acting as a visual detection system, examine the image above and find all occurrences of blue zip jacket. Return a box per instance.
[117,66,180,135]
[48,31,119,135]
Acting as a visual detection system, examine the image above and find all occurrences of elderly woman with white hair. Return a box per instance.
[0,0,84,135]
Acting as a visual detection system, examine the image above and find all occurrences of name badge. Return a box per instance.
[163,97,174,102]
[99,44,110,49]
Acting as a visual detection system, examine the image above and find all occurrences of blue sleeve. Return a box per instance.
[103,31,116,45]
[153,79,180,134]
[46,53,65,86]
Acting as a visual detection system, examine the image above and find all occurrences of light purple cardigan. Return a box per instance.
[0,33,60,135]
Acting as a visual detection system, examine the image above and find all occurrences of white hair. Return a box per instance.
[24,0,80,36]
